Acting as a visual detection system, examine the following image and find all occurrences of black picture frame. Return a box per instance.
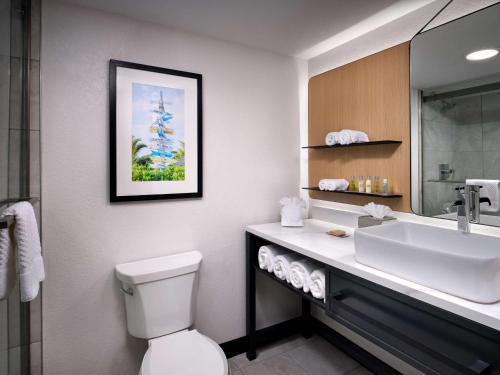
[109,59,203,202]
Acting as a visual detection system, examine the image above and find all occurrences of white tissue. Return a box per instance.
[363,202,393,219]
[280,196,305,227]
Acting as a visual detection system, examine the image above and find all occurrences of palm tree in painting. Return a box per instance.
[173,141,185,166]
[132,136,152,166]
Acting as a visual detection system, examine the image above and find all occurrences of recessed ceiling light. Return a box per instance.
[465,49,498,61]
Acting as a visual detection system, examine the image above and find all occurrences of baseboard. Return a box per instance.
[220,317,399,375]
[219,317,302,358]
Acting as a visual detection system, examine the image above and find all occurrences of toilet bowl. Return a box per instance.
[139,330,228,375]
[115,251,229,375]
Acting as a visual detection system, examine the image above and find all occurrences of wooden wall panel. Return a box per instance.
[308,42,411,211]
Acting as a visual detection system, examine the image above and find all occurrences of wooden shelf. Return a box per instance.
[303,187,402,198]
[302,140,402,149]
[254,265,325,308]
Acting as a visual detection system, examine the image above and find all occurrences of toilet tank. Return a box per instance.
[115,251,202,339]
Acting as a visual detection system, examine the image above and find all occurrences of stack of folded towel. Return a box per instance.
[319,179,349,191]
[257,245,326,300]
[325,129,369,146]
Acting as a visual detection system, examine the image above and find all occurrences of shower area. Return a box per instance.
[421,87,500,217]
[1,0,42,374]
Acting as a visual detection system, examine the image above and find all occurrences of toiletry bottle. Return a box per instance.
[358,176,365,193]
[382,177,388,194]
[349,176,356,191]
[374,176,380,193]
[365,176,372,193]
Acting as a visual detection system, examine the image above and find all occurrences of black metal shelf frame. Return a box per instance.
[303,187,402,198]
[302,140,402,149]
[254,265,325,308]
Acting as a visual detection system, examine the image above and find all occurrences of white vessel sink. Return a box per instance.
[354,221,500,303]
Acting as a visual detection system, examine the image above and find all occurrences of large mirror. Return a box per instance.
[410,3,500,226]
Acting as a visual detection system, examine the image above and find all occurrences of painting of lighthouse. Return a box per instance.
[131,83,185,181]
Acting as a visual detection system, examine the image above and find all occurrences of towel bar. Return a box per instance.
[0,197,39,205]
[0,197,40,229]
[0,215,14,229]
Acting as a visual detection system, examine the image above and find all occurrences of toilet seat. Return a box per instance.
[140,329,229,375]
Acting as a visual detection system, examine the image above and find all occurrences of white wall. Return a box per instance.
[41,1,305,374]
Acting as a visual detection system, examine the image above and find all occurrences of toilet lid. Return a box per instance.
[140,330,228,375]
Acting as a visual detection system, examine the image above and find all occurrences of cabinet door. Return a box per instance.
[326,268,500,375]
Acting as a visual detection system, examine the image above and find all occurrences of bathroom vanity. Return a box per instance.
[246,219,500,375]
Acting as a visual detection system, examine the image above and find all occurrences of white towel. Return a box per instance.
[290,259,316,293]
[319,179,348,191]
[336,130,352,145]
[466,179,500,212]
[341,129,369,143]
[273,253,301,282]
[0,225,16,300]
[0,202,44,302]
[309,269,326,300]
[325,130,369,146]
[258,245,281,273]
[325,132,340,146]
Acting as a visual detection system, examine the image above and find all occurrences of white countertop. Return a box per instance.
[246,218,500,332]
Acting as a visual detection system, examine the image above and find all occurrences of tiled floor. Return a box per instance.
[228,334,373,375]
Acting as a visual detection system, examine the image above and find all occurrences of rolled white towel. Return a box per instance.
[319,179,348,191]
[319,180,329,191]
[341,129,369,143]
[336,131,351,145]
[290,259,317,293]
[273,253,301,282]
[258,245,281,272]
[325,132,340,146]
[309,269,326,300]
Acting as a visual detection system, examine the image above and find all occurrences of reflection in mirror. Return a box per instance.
[410,3,500,227]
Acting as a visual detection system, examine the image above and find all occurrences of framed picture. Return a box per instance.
[109,60,202,202]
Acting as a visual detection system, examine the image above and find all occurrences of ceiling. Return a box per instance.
[61,0,436,58]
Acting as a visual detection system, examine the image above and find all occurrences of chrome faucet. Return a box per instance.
[453,185,491,232]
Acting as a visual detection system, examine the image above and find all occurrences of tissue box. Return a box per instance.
[358,215,396,228]
[280,196,305,227]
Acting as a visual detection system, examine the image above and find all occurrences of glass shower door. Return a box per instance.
[0,0,41,374]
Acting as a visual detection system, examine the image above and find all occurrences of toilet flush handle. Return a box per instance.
[120,286,134,296]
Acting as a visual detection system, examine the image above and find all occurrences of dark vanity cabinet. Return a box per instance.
[326,268,500,375]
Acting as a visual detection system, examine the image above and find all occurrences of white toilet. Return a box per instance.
[115,251,229,375]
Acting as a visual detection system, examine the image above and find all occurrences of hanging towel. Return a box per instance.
[258,245,281,273]
[0,224,16,301]
[466,179,500,212]
[309,269,326,300]
[273,253,301,282]
[0,202,44,302]
[290,259,316,293]
[319,179,348,191]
